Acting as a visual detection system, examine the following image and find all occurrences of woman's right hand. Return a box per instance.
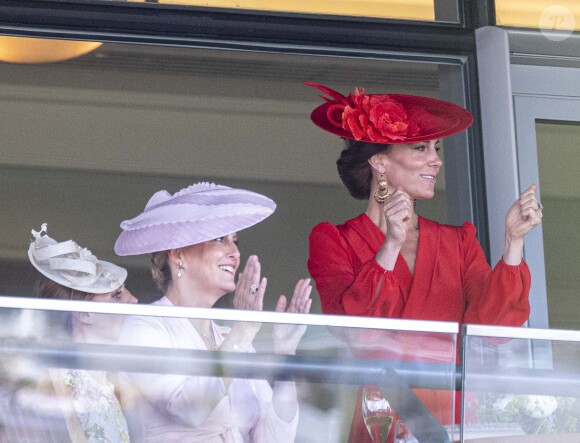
[375,188,414,270]
[383,188,414,246]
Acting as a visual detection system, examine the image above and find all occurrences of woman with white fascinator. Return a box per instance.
[27,223,137,443]
[114,182,312,443]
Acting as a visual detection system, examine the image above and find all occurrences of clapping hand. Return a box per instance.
[272,278,313,355]
[233,255,266,311]
[230,255,266,343]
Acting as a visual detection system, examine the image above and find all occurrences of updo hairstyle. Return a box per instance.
[336,139,392,200]
[151,251,172,292]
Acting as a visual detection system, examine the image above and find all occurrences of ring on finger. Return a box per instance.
[249,284,258,294]
[537,202,543,212]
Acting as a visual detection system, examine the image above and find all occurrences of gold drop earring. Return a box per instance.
[177,260,184,278]
[373,172,392,204]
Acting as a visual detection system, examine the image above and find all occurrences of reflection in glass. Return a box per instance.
[362,386,394,443]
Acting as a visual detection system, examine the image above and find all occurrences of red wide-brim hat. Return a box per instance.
[306,82,473,144]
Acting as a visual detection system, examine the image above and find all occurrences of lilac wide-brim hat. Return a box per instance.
[114,182,277,256]
[28,223,127,294]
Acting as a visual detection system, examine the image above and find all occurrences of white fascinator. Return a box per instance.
[28,223,127,294]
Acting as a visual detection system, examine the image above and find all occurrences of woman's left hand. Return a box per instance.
[505,184,543,240]
[272,278,312,355]
[503,184,543,264]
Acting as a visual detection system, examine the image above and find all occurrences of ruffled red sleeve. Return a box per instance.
[308,221,405,318]
[460,222,531,326]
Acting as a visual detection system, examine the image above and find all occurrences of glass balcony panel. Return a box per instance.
[0,296,458,442]
[462,324,580,442]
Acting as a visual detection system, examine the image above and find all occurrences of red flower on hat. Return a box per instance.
[342,87,420,143]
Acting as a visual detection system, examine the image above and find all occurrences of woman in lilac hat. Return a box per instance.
[114,182,312,443]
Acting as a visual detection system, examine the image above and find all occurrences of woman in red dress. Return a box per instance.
[305,83,543,442]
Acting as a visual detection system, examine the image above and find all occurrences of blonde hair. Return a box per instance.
[151,251,172,292]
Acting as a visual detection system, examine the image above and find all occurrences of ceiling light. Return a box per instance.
[0,36,102,64]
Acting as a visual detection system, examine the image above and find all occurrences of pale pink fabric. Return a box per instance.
[118,297,298,443]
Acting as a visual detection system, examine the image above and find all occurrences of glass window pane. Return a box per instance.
[0,37,460,310]
[536,121,580,330]
[146,0,438,20]
[496,0,580,32]
[30,0,463,23]
[0,298,458,442]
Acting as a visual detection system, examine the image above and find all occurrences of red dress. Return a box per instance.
[307,214,531,442]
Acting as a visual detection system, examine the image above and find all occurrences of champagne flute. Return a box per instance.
[362,386,394,443]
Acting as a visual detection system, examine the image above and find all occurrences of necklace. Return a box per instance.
[193,322,218,351]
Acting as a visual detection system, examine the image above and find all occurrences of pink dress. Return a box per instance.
[118,297,298,443]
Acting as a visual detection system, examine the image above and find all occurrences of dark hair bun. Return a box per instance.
[337,140,390,200]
